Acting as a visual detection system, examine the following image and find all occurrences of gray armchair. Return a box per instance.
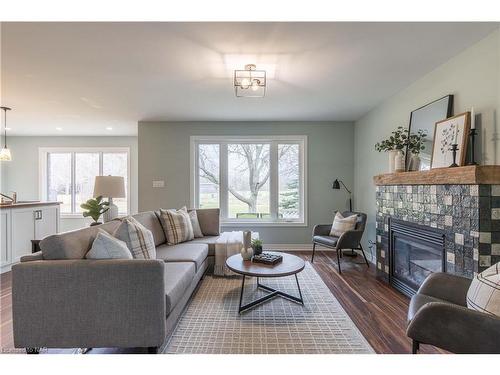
[407,272,500,354]
[311,211,369,273]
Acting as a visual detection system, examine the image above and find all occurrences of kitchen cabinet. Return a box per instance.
[1,202,60,273]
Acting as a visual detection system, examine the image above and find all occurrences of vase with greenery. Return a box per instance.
[251,238,263,255]
[375,126,409,173]
[80,196,110,226]
[407,130,427,171]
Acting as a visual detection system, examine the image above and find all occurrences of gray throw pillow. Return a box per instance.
[189,210,204,238]
[86,229,133,259]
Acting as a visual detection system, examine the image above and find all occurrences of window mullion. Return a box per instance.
[270,141,279,221]
[71,152,76,214]
[220,143,228,220]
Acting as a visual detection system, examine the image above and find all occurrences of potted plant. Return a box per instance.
[407,129,427,171]
[80,196,110,226]
[251,238,263,255]
[375,126,408,173]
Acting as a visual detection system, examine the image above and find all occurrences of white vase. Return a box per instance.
[395,150,405,172]
[408,154,421,172]
[240,246,253,261]
[388,150,398,173]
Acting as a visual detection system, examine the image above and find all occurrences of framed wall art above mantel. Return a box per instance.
[430,112,470,169]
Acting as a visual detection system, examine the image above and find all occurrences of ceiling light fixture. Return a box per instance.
[234,64,266,98]
[106,127,113,131]
[56,127,63,131]
[0,107,12,161]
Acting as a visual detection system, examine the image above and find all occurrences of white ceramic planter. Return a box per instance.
[388,150,398,173]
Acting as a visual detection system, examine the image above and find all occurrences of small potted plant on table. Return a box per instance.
[375,126,408,173]
[80,196,110,226]
[251,239,263,255]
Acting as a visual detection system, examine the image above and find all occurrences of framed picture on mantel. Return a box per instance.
[430,112,470,169]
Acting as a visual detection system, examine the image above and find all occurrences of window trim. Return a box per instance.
[39,147,131,217]
[190,135,307,227]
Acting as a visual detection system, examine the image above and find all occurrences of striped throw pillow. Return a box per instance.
[114,216,156,259]
[159,207,194,245]
[329,212,357,237]
[467,262,500,316]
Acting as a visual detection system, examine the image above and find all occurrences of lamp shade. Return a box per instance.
[332,179,340,190]
[93,176,125,198]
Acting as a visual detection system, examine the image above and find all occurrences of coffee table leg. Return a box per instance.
[238,275,304,314]
[238,275,246,313]
[295,274,304,304]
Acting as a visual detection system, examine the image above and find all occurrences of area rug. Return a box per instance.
[163,263,374,354]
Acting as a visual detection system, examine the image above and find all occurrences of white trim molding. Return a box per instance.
[190,135,307,227]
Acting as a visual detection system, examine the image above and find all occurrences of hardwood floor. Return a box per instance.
[0,250,446,354]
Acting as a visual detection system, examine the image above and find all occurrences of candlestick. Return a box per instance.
[467,128,478,165]
[449,144,459,168]
[453,127,458,144]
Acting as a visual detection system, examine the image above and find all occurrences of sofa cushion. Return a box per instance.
[192,208,220,236]
[313,235,339,248]
[85,229,132,259]
[156,243,208,272]
[159,207,194,245]
[40,220,121,260]
[467,262,500,316]
[114,217,156,259]
[188,236,219,256]
[164,262,196,315]
[132,211,166,246]
[407,293,445,324]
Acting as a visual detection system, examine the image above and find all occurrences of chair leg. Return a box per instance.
[311,242,316,263]
[412,340,420,354]
[336,248,342,274]
[359,244,370,267]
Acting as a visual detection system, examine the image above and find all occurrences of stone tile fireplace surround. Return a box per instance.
[374,166,500,293]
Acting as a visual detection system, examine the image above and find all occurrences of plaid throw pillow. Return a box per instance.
[114,216,156,259]
[329,212,357,237]
[467,262,500,316]
[159,207,195,245]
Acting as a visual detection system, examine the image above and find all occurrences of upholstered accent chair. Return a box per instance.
[407,272,500,354]
[311,211,370,273]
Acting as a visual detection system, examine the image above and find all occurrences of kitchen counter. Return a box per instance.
[0,201,61,210]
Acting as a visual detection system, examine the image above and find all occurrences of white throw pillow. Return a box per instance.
[329,212,358,237]
[467,262,500,316]
[189,210,204,238]
[86,229,133,259]
[114,216,156,259]
[159,206,195,245]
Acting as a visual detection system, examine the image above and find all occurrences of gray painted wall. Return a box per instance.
[138,121,354,245]
[0,136,138,232]
[354,28,500,256]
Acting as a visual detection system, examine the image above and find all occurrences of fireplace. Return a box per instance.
[389,219,445,297]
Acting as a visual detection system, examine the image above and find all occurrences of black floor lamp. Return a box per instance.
[333,178,357,257]
[332,179,353,211]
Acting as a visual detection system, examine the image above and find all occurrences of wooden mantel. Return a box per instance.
[373,165,500,185]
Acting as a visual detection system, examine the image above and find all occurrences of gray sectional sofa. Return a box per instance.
[12,208,220,353]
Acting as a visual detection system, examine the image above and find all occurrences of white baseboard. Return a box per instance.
[264,244,332,252]
[264,244,376,263]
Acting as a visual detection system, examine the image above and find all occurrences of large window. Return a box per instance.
[40,148,130,215]
[192,136,306,225]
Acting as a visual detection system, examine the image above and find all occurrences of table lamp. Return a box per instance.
[93,176,125,222]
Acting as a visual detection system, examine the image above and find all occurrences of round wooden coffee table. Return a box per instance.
[225,252,305,314]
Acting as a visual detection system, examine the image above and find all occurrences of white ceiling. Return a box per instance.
[1,22,498,136]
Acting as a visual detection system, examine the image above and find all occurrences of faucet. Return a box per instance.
[0,191,17,204]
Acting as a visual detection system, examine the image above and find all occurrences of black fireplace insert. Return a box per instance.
[389,219,445,297]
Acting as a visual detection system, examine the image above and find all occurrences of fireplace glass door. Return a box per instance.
[390,220,445,296]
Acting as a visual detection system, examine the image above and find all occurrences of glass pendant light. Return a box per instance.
[0,107,12,161]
